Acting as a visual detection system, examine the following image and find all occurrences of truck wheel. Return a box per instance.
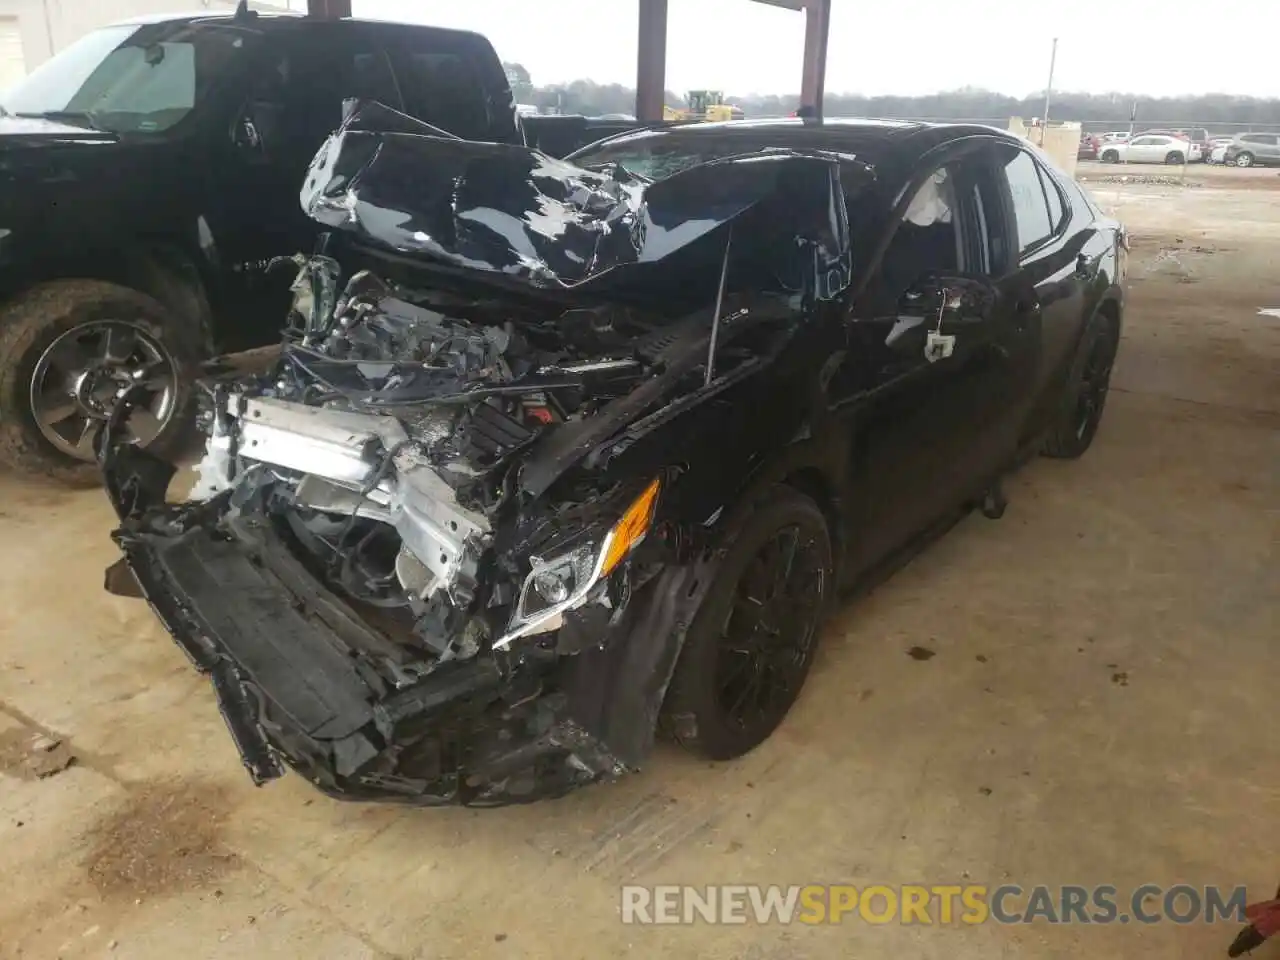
[0,280,198,486]
[662,485,832,760]
[1042,312,1120,459]
[1235,152,1254,167]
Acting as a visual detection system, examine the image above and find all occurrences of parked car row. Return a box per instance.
[1083,128,1279,167]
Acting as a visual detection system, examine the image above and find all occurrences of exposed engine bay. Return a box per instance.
[98,99,857,805]
[191,259,739,663]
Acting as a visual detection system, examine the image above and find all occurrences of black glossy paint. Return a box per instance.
[0,13,519,351]
[302,101,854,300]
[567,119,1125,584]
[99,116,1126,805]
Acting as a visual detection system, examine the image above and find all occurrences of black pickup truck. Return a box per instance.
[0,9,641,483]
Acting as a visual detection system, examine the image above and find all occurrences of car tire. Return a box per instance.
[1165,151,1185,164]
[1041,311,1120,460]
[1101,150,1119,163]
[1235,152,1254,167]
[0,279,199,487]
[661,485,833,761]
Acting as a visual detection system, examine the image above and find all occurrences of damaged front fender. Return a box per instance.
[97,402,710,805]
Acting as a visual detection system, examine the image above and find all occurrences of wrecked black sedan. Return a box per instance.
[99,107,1125,805]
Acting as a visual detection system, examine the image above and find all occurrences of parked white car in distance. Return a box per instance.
[1098,134,1195,164]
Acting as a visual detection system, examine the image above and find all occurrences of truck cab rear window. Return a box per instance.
[390,49,491,141]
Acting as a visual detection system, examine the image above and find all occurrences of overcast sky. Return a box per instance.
[348,0,1276,98]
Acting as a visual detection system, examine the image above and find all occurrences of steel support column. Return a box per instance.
[799,0,831,117]
[636,0,668,123]
[306,0,352,18]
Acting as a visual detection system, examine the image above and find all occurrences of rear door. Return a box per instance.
[375,25,520,143]
[1127,136,1157,162]
[210,22,403,349]
[986,144,1090,444]
[846,139,1034,568]
[1153,135,1179,161]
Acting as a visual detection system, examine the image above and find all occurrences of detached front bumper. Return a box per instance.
[99,442,630,806]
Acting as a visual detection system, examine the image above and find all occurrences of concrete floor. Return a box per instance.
[1,166,1277,960]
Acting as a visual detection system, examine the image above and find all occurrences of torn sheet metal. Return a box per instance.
[299,100,853,301]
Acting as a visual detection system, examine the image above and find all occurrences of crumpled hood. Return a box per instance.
[299,101,854,302]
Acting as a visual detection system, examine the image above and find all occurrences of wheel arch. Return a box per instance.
[0,240,214,354]
[1095,295,1122,333]
[778,464,842,569]
[696,434,848,582]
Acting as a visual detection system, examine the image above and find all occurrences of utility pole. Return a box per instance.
[1040,37,1058,146]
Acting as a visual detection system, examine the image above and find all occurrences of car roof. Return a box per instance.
[107,10,491,45]
[575,116,1026,162]
[111,10,296,26]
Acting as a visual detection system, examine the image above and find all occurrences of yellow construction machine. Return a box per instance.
[664,90,741,122]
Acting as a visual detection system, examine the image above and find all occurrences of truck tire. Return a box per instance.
[0,280,199,487]
[1042,311,1120,459]
[661,485,833,760]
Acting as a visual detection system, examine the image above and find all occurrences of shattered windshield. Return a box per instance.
[568,139,729,181]
[569,134,867,181]
[2,22,253,133]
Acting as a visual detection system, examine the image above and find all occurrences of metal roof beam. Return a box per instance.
[302,1,831,120]
[799,0,831,117]
[636,0,669,123]
[635,0,831,122]
[305,0,351,18]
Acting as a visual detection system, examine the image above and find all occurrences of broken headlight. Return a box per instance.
[495,478,660,649]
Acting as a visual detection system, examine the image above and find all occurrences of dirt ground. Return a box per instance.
[1,164,1277,960]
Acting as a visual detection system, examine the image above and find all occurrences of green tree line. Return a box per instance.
[504,63,1280,126]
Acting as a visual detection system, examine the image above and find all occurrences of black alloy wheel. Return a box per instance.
[1042,315,1120,459]
[662,486,832,760]
[714,524,826,736]
[1072,321,1118,445]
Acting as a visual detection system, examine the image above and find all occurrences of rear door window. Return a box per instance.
[383,33,496,140]
[253,25,400,159]
[1002,150,1054,254]
[1037,164,1065,230]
